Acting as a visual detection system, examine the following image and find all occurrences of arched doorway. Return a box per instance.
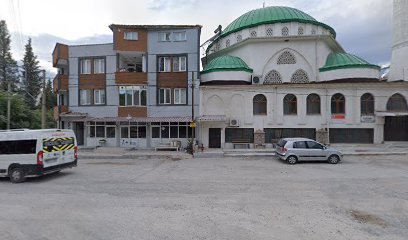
[384,93,408,141]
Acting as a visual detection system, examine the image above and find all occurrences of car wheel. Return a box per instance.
[9,167,26,183]
[328,155,340,164]
[287,156,297,165]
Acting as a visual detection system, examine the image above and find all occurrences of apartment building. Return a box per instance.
[53,24,201,148]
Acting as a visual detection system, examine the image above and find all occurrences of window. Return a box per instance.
[151,122,192,138]
[80,90,92,105]
[159,88,171,104]
[307,94,321,115]
[88,122,116,139]
[306,141,324,149]
[298,27,304,35]
[94,59,105,74]
[0,140,37,154]
[266,28,273,37]
[124,32,138,40]
[253,94,267,115]
[264,70,282,84]
[361,93,374,115]
[159,32,171,41]
[80,59,91,74]
[331,93,345,114]
[225,128,254,143]
[311,28,316,35]
[277,51,296,64]
[106,127,116,138]
[250,30,257,38]
[282,27,289,36]
[293,141,307,149]
[226,39,230,47]
[236,34,242,42]
[284,94,297,115]
[174,88,187,104]
[173,56,186,72]
[291,69,309,83]
[158,57,171,72]
[94,89,106,105]
[386,93,408,111]
[174,31,186,41]
[118,86,147,106]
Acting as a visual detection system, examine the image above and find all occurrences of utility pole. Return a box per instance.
[6,81,11,130]
[41,70,46,129]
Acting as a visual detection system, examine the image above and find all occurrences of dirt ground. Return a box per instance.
[0,155,407,240]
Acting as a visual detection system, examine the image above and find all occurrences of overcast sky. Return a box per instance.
[1,0,393,73]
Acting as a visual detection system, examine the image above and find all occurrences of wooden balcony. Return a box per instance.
[54,105,69,120]
[115,71,147,85]
[52,43,68,67]
[53,74,68,93]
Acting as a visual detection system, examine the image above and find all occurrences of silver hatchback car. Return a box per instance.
[275,138,343,164]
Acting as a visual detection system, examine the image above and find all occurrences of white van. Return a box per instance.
[0,129,78,183]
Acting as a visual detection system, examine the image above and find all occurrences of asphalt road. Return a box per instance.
[1,155,407,240]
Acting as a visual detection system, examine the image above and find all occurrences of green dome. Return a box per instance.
[319,53,380,72]
[221,6,336,38]
[201,56,253,74]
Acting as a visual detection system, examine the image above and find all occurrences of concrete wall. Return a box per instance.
[198,82,408,147]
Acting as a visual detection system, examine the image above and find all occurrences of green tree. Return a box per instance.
[22,38,41,108]
[45,78,56,110]
[0,20,19,91]
[0,91,40,129]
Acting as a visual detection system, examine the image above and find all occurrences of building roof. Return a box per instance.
[201,55,253,74]
[109,24,202,31]
[319,52,380,72]
[221,6,336,38]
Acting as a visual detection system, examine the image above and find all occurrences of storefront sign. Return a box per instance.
[361,115,375,123]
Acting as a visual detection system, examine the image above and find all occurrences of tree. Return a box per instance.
[0,20,19,91]
[44,78,56,110]
[22,38,41,108]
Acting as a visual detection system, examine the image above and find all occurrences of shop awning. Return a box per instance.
[375,111,408,117]
[196,115,227,122]
[59,112,88,119]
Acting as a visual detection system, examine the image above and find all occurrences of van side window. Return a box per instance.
[0,140,37,154]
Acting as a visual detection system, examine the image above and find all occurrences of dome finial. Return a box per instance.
[263,1,265,8]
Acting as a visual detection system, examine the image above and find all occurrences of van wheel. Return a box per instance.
[287,156,297,165]
[328,155,340,164]
[9,167,26,183]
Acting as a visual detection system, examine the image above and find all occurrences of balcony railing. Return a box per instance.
[53,74,68,93]
[115,71,147,85]
[52,43,68,67]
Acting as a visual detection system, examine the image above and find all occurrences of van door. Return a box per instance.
[42,137,76,167]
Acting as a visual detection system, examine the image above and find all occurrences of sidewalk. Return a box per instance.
[78,142,408,159]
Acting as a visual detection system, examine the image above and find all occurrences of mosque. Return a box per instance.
[197,1,408,149]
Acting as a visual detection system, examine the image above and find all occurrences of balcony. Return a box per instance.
[52,43,68,67]
[53,74,68,93]
[115,71,147,85]
[53,105,69,120]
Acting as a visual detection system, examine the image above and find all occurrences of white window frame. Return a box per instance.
[93,59,105,74]
[173,31,186,41]
[119,86,146,106]
[80,89,92,105]
[80,59,91,74]
[174,88,187,104]
[94,89,106,105]
[159,88,171,105]
[173,56,186,72]
[124,32,138,40]
[158,57,171,72]
[158,32,171,42]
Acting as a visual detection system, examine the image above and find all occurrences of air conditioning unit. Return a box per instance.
[229,119,239,127]
[252,75,262,84]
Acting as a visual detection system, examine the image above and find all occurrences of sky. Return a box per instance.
[0,0,393,74]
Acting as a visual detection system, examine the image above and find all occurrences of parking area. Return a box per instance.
[1,155,407,240]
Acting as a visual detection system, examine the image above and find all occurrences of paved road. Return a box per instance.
[1,155,407,240]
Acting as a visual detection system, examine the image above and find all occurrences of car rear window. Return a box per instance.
[277,139,287,147]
